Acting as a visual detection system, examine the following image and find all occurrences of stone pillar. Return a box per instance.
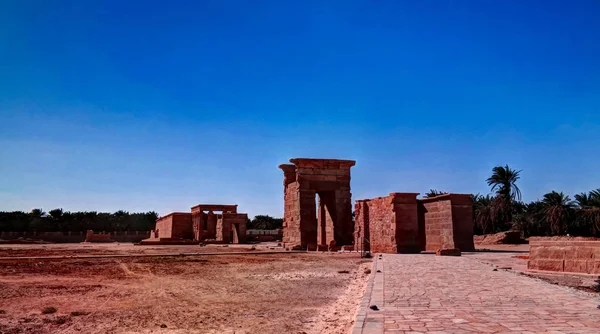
[354,200,370,252]
[299,190,317,248]
[334,188,353,246]
[192,211,205,241]
[216,215,229,243]
[207,211,217,239]
[391,193,420,253]
[317,195,327,245]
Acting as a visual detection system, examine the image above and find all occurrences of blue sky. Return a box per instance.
[1,0,599,217]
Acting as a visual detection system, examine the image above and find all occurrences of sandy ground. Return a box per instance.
[0,245,371,334]
[0,242,284,258]
[468,244,599,293]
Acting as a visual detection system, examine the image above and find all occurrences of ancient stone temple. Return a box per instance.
[279,158,356,250]
[354,193,474,253]
[141,204,248,245]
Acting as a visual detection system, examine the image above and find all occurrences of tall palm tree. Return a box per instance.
[486,165,522,201]
[486,165,522,224]
[48,208,63,220]
[542,191,575,235]
[575,189,600,209]
[30,208,46,217]
[575,189,600,236]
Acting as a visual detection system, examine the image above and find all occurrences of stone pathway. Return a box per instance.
[353,254,600,334]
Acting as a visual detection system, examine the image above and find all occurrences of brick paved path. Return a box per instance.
[354,254,600,334]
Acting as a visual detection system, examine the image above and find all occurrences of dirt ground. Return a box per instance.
[467,244,599,293]
[0,244,371,334]
[0,242,284,258]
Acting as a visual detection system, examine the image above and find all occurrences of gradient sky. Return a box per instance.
[1,0,599,218]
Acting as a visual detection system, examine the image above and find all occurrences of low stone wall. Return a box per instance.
[0,231,151,243]
[528,237,600,275]
[84,230,114,243]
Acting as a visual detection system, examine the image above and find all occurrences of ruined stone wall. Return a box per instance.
[154,216,175,239]
[191,211,204,240]
[417,194,474,252]
[354,200,370,252]
[365,196,396,253]
[216,213,248,243]
[166,213,193,239]
[528,237,600,274]
[392,193,420,253]
[450,196,475,251]
[419,200,454,251]
[84,230,114,243]
[231,213,248,244]
[355,193,419,254]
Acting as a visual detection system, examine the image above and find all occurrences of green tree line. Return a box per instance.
[247,215,283,230]
[447,165,599,237]
[0,209,159,232]
[0,210,285,232]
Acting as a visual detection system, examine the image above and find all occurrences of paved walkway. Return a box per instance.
[354,254,600,334]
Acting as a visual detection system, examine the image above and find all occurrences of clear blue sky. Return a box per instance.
[1,0,599,218]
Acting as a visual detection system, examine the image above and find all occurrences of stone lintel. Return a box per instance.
[389,192,420,204]
[191,204,238,213]
[289,158,356,169]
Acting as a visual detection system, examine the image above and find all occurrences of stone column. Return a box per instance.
[207,211,217,238]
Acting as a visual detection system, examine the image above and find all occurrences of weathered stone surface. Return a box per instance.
[279,158,355,249]
[527,236,600,274]
[354,254,600,333]
[356,193,474,254]
[418,194,475,252]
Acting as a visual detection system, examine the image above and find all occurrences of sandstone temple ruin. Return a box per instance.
[279,158,475,253]
[354,193,474,253]
[279,158,355,250]
[141,204,247,245]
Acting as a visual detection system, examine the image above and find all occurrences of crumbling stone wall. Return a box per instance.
[355,193,474,253]
[354,200,370,252]
[528,237,600,274]
[418,194,474,252]
[216,213,248,244]
[354,193,420,253]
[152,213,193,240]
[84,230,114,243]
[191,205,239,242]
[279,158,356,249]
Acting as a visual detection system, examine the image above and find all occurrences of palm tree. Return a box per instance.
[542,191,575,235]
[575,189,600,236]
[486,165,522,201]
[513,200,546,237]
[486,165,521,224]
[30,208,46,217]
[48,208,63,220]
[472,194,494,234]
[424,189,448,198]
[575,189,600,209]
